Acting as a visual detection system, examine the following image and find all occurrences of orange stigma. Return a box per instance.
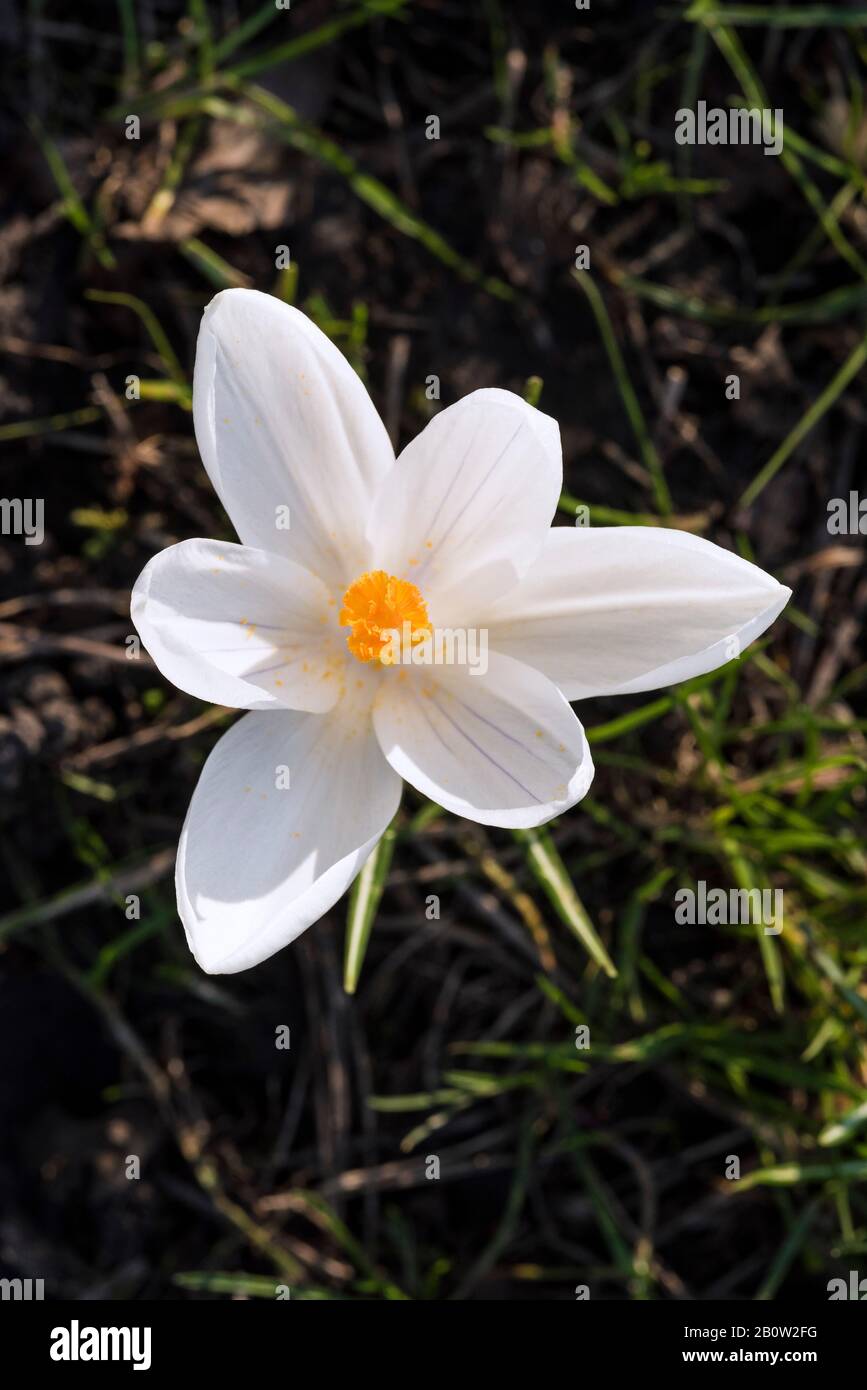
[339,570,431,665]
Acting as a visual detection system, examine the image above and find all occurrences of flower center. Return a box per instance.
[339,570,432,665]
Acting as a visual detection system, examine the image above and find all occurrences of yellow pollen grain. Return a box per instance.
[339,569,431,666]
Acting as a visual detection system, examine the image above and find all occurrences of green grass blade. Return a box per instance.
[344,814,399,993]
[84,289,190,400]
[572,270,672,514]
[179,236,251,289]
[513,827,617,977]
[222,0,407,82]
[753,1199,821,1300]
[739,326,867,508]
[687,4,867,25]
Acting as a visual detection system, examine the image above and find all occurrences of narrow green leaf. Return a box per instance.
[84,289,191,401]
[819,1098,867,1149]
[343,813,399,993]
[734,1160,867,1192]
[572,269,672,515]
[179,236,251,290]
[222,0,407,82]
[739,327,867,508]
[753,1200,821,1301]
[513,826,617,977]
[687,4,867,26]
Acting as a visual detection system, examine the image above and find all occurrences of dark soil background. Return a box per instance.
[0,0,865,1301]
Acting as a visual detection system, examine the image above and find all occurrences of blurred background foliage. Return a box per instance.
[0,0,866,1300]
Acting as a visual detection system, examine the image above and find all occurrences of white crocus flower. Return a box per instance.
[131,289,790,974]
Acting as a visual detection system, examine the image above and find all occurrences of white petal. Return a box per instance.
[193,289,394,587]
[177,697,401,973]
[131,538,347,712]
[484,527,791,699]
[372,651,593,829]
[366,389,562,616]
